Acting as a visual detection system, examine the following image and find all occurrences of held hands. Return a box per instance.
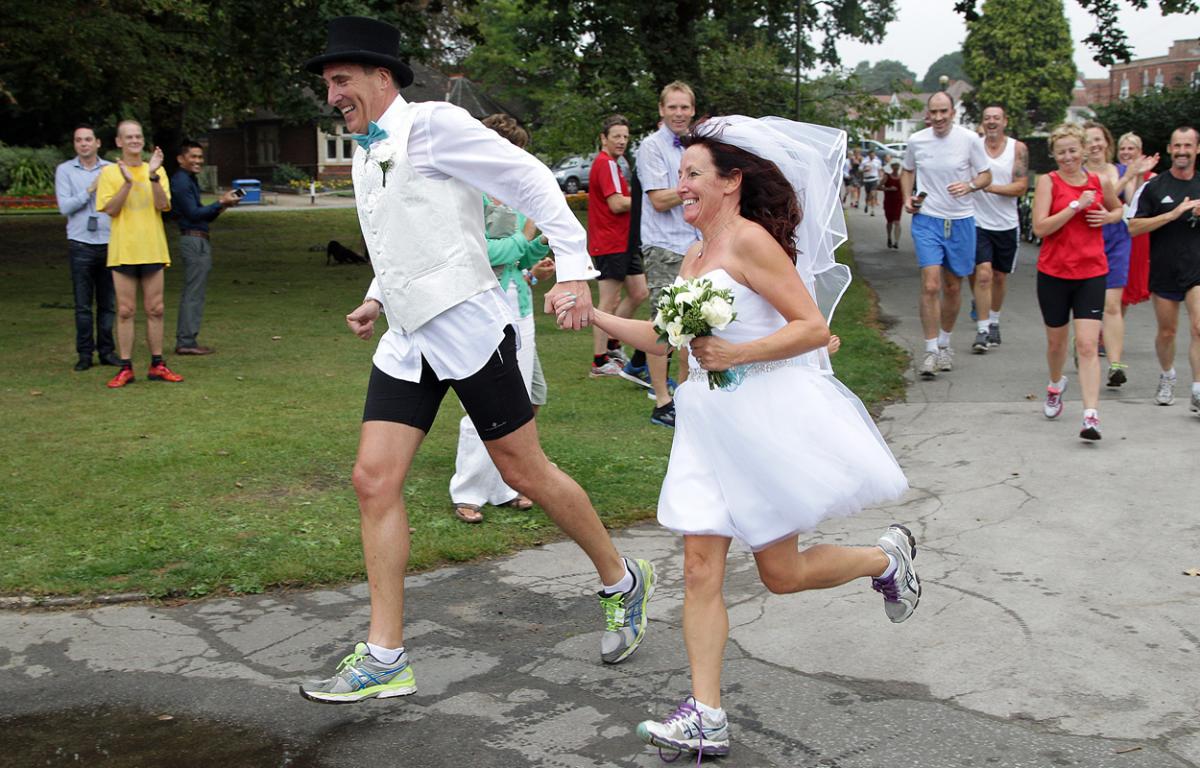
[346,299,382,340]
[148,147,164,174]
[545,280,594,330]
[690,336,738,372]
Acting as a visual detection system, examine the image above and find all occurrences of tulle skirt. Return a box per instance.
[658,363,908,551]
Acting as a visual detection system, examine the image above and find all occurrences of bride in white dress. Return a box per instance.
[556,116,920,760]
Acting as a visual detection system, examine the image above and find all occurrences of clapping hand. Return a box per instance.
[117,161,134,183]
[1134,153,1160,175]
[148,147,164,175]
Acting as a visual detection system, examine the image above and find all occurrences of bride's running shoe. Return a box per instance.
[637,696,730,759]
[872,524,921,623]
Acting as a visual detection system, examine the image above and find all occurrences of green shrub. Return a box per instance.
[0,145,63,193]
[272,163,310,186]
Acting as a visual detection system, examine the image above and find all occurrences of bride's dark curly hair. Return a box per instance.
[680,125,802,264]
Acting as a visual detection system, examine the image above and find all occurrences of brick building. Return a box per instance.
[1105,38,1200,104]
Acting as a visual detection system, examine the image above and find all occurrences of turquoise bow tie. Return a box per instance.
[350,122,388,150]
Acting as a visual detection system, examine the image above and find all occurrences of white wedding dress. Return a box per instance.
[658,268,908,550]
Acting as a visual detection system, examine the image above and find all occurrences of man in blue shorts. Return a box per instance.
[901,92,992,377]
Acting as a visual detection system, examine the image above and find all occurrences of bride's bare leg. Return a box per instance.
[683,535,732,708]
[752,535,888,594]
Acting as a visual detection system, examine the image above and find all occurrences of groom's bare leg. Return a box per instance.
[486,419,626,585]
[353,420,425,648]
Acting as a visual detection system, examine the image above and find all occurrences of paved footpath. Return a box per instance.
[2,210,1197,767]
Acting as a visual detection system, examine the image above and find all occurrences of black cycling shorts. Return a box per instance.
[1036,272,1106,328]
[362,325,533,441]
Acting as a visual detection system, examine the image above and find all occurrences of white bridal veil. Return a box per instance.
[693,115,852,372]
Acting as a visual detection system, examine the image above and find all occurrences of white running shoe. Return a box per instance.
[1156,373,1176,406]
[872,524,921,623]
[1044,377,1067,419]
[637,696,730,758]
[919,351,937,378]
[936,346,954,371]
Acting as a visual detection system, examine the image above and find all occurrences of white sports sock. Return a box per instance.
[925,338,939,353]
[879,551,898,579]
[601,559,635,595]
[1083,408,1099,418]
[1049,376,1066,391]
[937,329,952,348]
[1162,368,1177,380]
[367,643,404,664]
[694,698,725,721]
[1192,382,1200,395]
[977,321,989,334]
[989,310,1001,324]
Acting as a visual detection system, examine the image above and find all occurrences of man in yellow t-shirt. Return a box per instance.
[96,120,182,388]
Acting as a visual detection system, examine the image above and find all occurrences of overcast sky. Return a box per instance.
[830,0,1191,81]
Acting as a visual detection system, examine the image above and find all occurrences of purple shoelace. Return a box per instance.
[872,573,899,602]
[656,697,706,766]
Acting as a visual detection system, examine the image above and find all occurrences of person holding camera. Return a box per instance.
[170,141,243,356]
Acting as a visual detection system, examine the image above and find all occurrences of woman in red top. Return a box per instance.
[1032,123,1123,441]
[881,159,903,249]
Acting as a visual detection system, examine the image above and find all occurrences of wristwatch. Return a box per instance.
[1068,200,1081,211]
[967,182,978,192]
[148,174,160,182]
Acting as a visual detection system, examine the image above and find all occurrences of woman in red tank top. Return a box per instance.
[1031,123,1123,441]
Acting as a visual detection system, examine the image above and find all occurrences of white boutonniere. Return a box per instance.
[368,140,397,187]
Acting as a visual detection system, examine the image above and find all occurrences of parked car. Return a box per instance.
[884,142,908,158]
[552,155,590,194]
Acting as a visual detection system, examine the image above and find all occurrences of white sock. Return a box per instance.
[1083,408,1099,419]
[367,643,404,664]
[1162,368,1177,380]
[937,330,952,348]
[1192,382,1200,395]
[977,320,989,334]
[989,310,1001,324]
[1049,376,1066,391]
[879,551,898,579]
[925,338,939,353]
[694,698,725,721]
[601,559,635,595]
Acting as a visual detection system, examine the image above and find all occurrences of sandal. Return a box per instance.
[501,495,534,511]
[454,503,484,524]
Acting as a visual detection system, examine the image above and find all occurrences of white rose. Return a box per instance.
[653,309,667,330]
[665,319,686,347]
[700,297,735,330]
[675,289,698,307]
[370,141,397,164]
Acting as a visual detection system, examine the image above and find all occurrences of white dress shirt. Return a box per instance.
[362,96,596,382]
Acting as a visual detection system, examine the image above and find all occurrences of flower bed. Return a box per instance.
[0,195,57,210]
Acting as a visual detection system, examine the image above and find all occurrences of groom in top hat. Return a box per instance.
[297,16,657,703]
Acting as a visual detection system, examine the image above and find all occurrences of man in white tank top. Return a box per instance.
[295,17,658,705]
[971,104,1029,350]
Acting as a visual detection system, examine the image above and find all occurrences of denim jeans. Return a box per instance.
[175,234,212,348]
[67,240,115,359]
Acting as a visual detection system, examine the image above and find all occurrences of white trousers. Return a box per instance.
[449,288,535,507]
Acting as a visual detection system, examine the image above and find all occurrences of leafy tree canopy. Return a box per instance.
[920,52,971,91]
[1091,87,1200,172]
[962,0,1077,136]
[853,59,918,94]
[955,0,1199,67]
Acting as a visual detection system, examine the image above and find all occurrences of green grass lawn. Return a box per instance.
[0,209,905,597]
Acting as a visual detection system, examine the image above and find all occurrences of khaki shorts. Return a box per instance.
[642,245,685,307]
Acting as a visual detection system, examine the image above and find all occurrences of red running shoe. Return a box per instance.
[147,363,184,382]
[107,368,135,389]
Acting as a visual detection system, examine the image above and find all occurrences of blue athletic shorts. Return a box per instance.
[912,213,976,277]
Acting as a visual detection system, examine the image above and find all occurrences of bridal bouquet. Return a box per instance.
[653,277,738,390]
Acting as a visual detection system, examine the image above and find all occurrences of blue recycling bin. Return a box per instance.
[232,178,262,205]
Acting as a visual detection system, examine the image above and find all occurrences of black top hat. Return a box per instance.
[304,16,414,89]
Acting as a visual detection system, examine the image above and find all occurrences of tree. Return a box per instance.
[1092,87,1200,172]
[955,0,1199,67]
[920,52,970,91]
[962,0,1076,136]
[853,59,918,94]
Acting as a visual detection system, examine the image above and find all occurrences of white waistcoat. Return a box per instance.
[353,103,498,333]
[974,137,1018,231]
